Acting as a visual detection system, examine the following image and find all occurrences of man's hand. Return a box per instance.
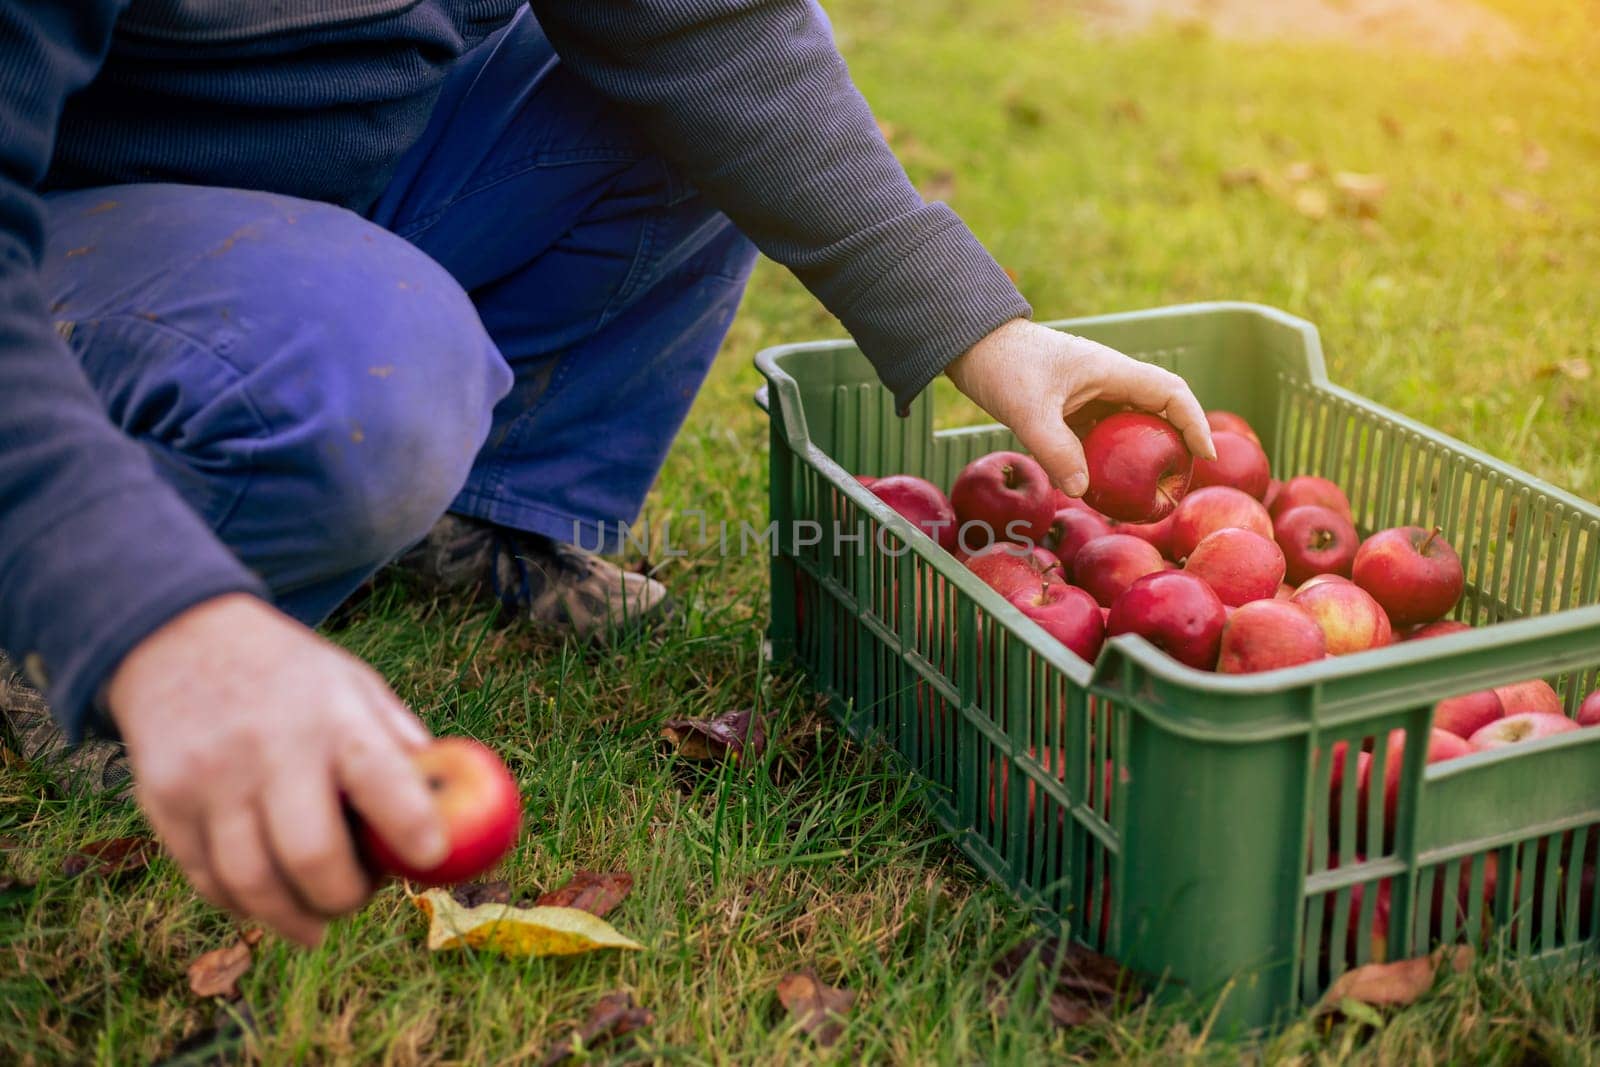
[106,594,447,945]
[945,319,1215,497]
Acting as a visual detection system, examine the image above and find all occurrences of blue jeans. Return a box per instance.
[38,10,757,626]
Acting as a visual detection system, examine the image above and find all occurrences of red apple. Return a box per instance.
[1351,526,1464,628]
[1114,512,1177,560]
[1008,582,1106,662]
[950,450,1056,549]
[1183,527,1285,607]
[1168,486,1274,561]
[987,746,1068,829]
[359,737,521,887]
[1291,580,1393,656]
[1297,573,1350,594]
[1405,619,1472,641]
[1190,430,1271,499]
[1274,504,1359,586]
[1433,689,1504,740]
[1492,678,1563,716]
[1269,475,1354,523]
[856,475,877,489]
[1578,691,1600,727]
[869,474,959,554]
[1365,727,1475,845]
[1324,742,1372,844]
[1205,410,1261,446]
[1081,412,1194,523]
[1073,534,1166,608]
[1262,478,1284,514]
[965,542,1063,598]
[1043,507,1114,575]
[1470,711,1579,750]
[1106,571,1227,671]
[1217,599,1327,673]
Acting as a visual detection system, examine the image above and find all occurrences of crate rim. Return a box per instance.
[755,300,1600,711]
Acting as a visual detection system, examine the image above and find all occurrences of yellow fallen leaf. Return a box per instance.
[414,888,643,956]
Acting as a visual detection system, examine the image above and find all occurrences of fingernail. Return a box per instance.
[1066,474,1089,497]
[394,714,431,748]
[419,823,450,866]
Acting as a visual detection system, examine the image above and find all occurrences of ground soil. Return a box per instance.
[1069,0,1525,57]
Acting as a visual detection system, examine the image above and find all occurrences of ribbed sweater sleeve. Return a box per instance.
[530,0,1032,408]
[0,1,269,738]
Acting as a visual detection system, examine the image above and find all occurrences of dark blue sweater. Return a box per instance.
[1,1,1029,735]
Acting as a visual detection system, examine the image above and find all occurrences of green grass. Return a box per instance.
[4,2,1599,1062]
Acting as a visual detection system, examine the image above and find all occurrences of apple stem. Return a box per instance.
[1420,526,1442,554]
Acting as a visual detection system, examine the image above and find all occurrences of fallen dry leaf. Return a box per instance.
[1535,359,1591,382]
[414,887,642,956]
[1379,113,1404,140]
[1496,187,1546,215]
[187,929,265,999]
[1320,946,1472,1009]
[776,970,855,1048]
[450,880,512,908]
[536,870,633,919]
[62,836,158,880]
[1219,166,1262,190]
[1282,160,1318,184]
[920,170,957,202]
[1108,98,1144,124]
[1523,140,1551,173]
[991,936,1147,1028]
[661,708,767,763]
[1292,187,1330,221]
[1332,171,1388,214]
[538,991,654,1066]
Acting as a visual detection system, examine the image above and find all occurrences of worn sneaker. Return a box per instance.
[0,656,132,798]
[398,515,674,641]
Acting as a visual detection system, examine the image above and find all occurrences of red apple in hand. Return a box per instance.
[1008,582,1106,662]
[1217,599,1326,673]
[951,451,1056,549]
[1492,678,1562,716]
[1168,486,1274,561]
[870,474,958,554]
[1043,507,1114,575]
[1433,689,1504,740]
[1190,431,1271,499]
[1206,410,1261,446]
[1291,580,1392,655]
[1107,571,1227,670]
[965,542,1063,598]
[1184,527,1285,606]
[360,737,521,887]
[1351,527,1464,628]
[1081,412,1194,523]
[1268,475,1353,523]
[1073,534,1166,608]
[1274,505,1359,585]
[1579,691,1600,727]
[1469,712,1580,750]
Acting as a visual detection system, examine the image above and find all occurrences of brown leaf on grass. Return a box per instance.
[776,970,855,1048]
[1496,187,1547,215]
[1523,141,1551,173]
[535,871,633,919]
[62,836,158,880]
[661,708,767,763]
[991,936,1147,1029]
[451,880,512,908]
[1003,266,1021,285]
[1332,172,1388,216]
[920,170,957,202]
[1107,98,1144,124]
[1535,359,1591,382]
[1292,187,1330,221]
[1219,166,1262,190]
[1379,113,1404,140]
[1282,160,1319,184]
[538,991,654,1067]
[1320,946,1472,1010]
[186,929,264,999]
[413,888,642,956]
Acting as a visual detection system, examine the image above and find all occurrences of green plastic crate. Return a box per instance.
[755,302,1600,1029]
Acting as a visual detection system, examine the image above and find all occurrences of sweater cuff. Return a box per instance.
[0,485,268,742]
[834,206,1032,413]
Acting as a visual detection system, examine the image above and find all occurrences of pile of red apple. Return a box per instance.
[860,408,1600,744]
